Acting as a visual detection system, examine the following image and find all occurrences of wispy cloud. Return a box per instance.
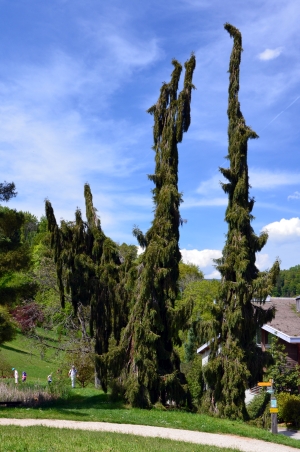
[258,47,284,61]
[250,169,300,189]
[288,191,300,200]
[186,169,300,211]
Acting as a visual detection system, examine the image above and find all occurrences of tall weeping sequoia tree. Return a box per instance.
[46,184,131,392]
[111,55,196,407]
[202,24,280,420]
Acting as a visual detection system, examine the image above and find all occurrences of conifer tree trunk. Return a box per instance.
[122,55,196,407]
[203,24,279,420]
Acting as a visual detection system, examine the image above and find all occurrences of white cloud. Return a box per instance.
[181,248,222,268]
[262,217,300,241]
[205,269,221,279]
[255,253,271,270]
[258,47,284,61]
[188,169,300,211]
[288,191,300,200]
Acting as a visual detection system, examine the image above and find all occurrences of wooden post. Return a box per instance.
[271,413,278,434]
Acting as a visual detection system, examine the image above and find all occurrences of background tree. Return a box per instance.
[179,261,204,293]
[116,55,196,408]
[266,337,300,394]
[203,23,279,420]
[0,305,17,345]
[272,265,300,297]
[0,181,17,202]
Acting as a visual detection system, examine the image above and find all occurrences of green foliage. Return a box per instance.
[0,206,32,279]
[0,181,17,202]
[179,262,204,292]
[118,243,138,262]
[0,305,17,345]
[186,354,203,407]
[0,206,35,307]
[272,265,300,297]
[66,346,95,388]
[118,55,196,408]
[266,337,300,394]
[247,391,270,421]
[203,24,280,420]
[277,392,300,427]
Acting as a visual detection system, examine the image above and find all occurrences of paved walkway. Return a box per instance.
[0,418,299,452]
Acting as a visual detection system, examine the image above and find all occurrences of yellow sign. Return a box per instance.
[258,382,272,387]
[270,408,278,413]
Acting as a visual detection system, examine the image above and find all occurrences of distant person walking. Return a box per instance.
[12,368,19,384]
[68,365,77,388]
[47,374,52,384]
[22,371,27,382]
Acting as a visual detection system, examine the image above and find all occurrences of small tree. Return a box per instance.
[67,345,95,388]
[267,337,300,394]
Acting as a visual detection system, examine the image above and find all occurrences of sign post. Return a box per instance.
[258,379,278,434]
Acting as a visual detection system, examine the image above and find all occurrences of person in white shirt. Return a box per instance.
[68,365,77,388]
[12,368,19,384]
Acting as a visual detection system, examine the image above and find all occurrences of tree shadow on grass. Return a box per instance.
[0,344,31,355]
[45,393,126,411]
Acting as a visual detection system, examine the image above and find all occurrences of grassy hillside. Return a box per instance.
[0,329,66,383]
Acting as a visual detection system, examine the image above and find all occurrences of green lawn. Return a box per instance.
[1,333,300,450]
[0,425,240,452]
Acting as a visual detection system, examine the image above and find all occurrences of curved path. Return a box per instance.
[0,418,299,452]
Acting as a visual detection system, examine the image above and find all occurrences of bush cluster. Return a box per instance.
[277,392,300,427]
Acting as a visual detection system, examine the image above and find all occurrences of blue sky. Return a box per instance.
[1,0,300,278]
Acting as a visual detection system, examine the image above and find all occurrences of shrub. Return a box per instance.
[247,391,270,420]
[277,392,300,427]
[246,391,270,429]
[186,355,203,408]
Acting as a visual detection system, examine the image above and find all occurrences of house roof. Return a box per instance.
[197,297,300,354]
[261,297,300,343]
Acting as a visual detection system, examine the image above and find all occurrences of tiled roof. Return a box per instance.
[262,297,300,337]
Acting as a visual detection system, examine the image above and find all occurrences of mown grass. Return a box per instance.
[0,425,240,452]
[1,334,300,450]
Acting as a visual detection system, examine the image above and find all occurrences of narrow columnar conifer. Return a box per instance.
[119,55,196,407]
[203,24,279,419]
[45,184,130,392]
